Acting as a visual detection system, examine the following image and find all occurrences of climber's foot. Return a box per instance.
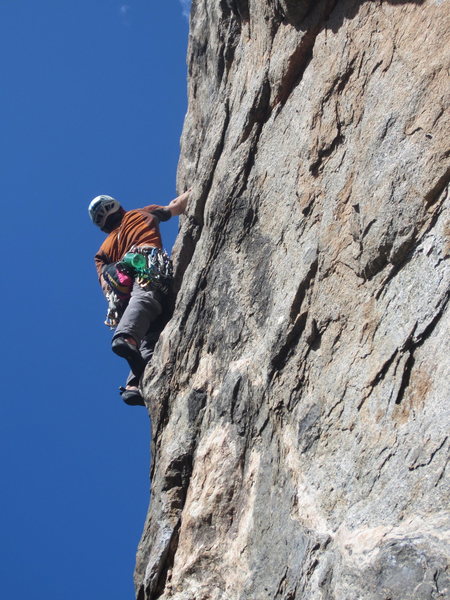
[119,386,145,407]
[112,335,145,378]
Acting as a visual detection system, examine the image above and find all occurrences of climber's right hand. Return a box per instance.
[166,189,191,216]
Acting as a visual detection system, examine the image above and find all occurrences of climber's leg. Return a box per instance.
[123,329,159,388]
[112,282,162,378]
[114,282,162,344]
[119,329,161,406]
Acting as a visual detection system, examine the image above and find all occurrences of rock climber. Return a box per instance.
[89,190,190,406]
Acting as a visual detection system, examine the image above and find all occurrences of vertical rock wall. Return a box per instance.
[136,1,449,598]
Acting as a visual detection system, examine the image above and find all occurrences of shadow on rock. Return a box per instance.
[281,0,426,32]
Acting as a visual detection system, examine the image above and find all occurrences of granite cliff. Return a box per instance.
[136,1,449,598]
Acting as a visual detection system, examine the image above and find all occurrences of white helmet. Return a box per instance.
[88,195,121,228]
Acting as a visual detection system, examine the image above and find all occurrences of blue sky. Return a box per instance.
[0,2,190,598]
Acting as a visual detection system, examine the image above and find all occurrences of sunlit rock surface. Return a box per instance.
[135,1,449,598]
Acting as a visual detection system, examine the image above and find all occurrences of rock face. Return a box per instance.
[135,1,449,598]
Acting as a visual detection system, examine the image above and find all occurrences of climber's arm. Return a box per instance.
[165,189,191,216]
[95,252,111,296]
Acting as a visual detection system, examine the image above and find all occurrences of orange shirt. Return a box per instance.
[94,204,171,283]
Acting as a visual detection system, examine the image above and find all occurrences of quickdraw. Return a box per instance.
[104,292,125,329]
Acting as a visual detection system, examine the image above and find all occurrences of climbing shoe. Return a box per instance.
[111,335,145,378]
[119,386,145,407]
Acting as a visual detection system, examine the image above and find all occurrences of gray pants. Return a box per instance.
[113,282,163,386]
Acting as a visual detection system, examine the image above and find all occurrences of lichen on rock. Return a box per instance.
[135,1,450,598]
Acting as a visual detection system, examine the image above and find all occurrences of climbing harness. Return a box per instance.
[103,246,173,329]
[117,246,173,294]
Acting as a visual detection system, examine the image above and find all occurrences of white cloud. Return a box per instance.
[179,0,191,19]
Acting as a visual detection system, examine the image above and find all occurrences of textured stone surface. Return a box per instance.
[135,1,450,598]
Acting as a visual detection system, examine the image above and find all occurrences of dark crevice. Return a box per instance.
[270,257,318,376]
[362,219,377,239]
[220,0,250,23]
[230,376,243,424]
[421,198,448,241]
[243,197,259,229]
[195,101,231,229]
[367,349,399,391]
[274,566,289,598]
[425,168,450,208]
[222,36,238,83]
[361,238,394,282]
[409,436,448,470]
[145,389,209,598]
[373,242,413,299]
[240,78,272,144]
[236,118,267,197]
[136,586,145,600]
[176,277,206,333]
[153,524,181,599]
[290,258,319,319]
[234,0,250,22]
[232,78,273,200]
[395,291,449,404]
[188,38,207,79]
[148,386,174,462]
[271,311,308,376]
[375,189,447,299]
[306,318,322,350]
[389,232,417,267]
[216,47,226,85]
[309,131,345,177]
[335,63,355,94]
[321,58,357,107]
[273,0,339,108]
[394,350,415,405]
[173,102,231,298]
[256,411,271,436]
[273,29,317,107]
[434,462,447,488]
[136,522,179,600]
[216,5,243,84]
[277,0,315,27]
[187,388,208,424]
